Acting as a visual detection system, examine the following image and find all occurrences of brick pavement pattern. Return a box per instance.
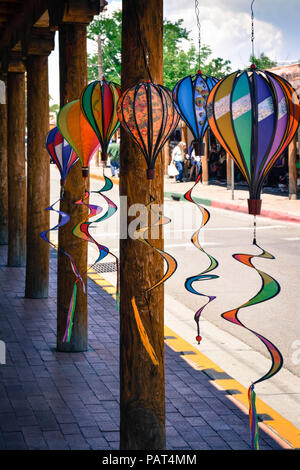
[0,246,282,450]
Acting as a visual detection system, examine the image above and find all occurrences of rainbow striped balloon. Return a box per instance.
[207,66,300,214]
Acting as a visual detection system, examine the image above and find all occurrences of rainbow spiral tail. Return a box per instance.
[40,198,86,343]
[221,242,283,450]
[248,384,259,450]
[131,194,178,365]
[72,175,119,306]
[184,173,219,343]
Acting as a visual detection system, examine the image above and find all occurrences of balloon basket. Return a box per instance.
[82,167,89,178]
[248,199,262,215]
[147,168,155,180]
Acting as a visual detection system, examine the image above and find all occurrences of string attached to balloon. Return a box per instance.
[207,66,300,449]
[41,127,85,343]
[118,81,179,364]
[172,71,219,343]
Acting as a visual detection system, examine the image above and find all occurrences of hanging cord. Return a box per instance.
[251,0,255,59]
[134,8,153,82]
[195,0,201,68]
[253,215,257,245]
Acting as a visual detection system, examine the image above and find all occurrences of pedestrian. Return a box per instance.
[108,138,120,177]
[171,141,185,182]
[189,147,202,181]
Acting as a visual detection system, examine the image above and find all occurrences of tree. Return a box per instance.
[87,10,122,83]
[87,11,231,88]
[250,52,277,69]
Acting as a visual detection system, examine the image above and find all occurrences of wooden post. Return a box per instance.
[226,153,232,190]
[288,135,297,200]
[7,72,26,267]
[120,0,165,450]
[202,131,209,185]
[0,80,8,244]
[163,143,170,176]
[25,55,50,298]
[57,23,89,352]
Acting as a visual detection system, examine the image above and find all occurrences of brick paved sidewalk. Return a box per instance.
[0,246,282,450]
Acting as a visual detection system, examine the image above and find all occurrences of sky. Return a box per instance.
[48,0,300,104]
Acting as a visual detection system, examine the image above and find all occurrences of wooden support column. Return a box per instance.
[25,53,50,298]
[202,131,209,185]
[57,23,88,352]
[7,70,26,267]
[120,0,165,450]
[288,135,297,200]
[0,80,8,244]
[226,153,232,190]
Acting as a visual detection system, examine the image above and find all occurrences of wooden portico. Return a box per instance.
[0,0,167,450]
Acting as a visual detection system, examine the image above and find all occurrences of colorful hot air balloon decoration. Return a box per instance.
[57,97,119,312]
[173,70,218,155]
[117,81,179,364]
[207,66,300,450]
[57,99,100,183]
[117,81,179,179]
[172,71,219,345]
[207,66,300,218]
[41,126,85,343]
[80,78,121,164]
[46,126,78,192]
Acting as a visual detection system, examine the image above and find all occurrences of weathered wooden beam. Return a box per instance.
[57,23,89,352]
[288,135,297,200]
[120,0,165,450]
[7,71,26,266]
[25,54,50,298]
[0,79,8,244]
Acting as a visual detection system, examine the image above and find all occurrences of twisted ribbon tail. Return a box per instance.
[131,195,178,365]
[62,283,77,343]
[249,385,259,450]
[221,243,283,450]
[183,174,219,342]
[73,175,119,305]
[40,198,85,343]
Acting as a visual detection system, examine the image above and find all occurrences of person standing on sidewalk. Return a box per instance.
[171,141,185,182]
[108,138,120,177]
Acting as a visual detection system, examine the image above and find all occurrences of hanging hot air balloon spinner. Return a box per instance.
[118,79,179,364]
[80,79,121,307]
[41,127,85,343]
[173,0,219,346]
[207,1,300,449]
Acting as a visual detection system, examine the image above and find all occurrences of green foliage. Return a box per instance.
[87,10,122,83]
[87,10,232,88]
[50,103,59,114]
[250,52,277,70]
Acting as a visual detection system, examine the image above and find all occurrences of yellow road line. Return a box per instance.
[164,325,300,449]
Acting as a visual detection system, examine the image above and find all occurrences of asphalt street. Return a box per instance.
[50,166,300,378]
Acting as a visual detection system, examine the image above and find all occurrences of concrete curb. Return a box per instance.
[89,173,300,224]
[164,191,300,224]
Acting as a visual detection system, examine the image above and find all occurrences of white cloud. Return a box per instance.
[164,3,283,69]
